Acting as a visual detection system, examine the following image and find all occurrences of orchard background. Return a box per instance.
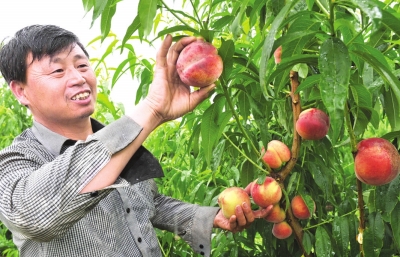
[1,0,400,256]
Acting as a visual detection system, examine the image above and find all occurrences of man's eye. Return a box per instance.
[78,64,88,68]
[52,69,64,73]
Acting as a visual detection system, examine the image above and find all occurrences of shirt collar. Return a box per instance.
[31,118,104,157]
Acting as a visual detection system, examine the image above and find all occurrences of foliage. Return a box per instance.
[83,0,400,256]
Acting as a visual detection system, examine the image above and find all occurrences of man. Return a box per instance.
[0,25,271,256]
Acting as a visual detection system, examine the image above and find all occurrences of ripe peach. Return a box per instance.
[354,138,400,186]
[272,221,292,239]
[217,187,251,219]
[264,204,286,223]
[251,176,282,208]
[261,140,291,169]
[291,195,315,220]
[274,46,282,64]
[176,41,223,87]
[295,108,330,140]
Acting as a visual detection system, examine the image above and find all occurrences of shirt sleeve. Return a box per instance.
[0,116,142,242]
[150,181,219,257]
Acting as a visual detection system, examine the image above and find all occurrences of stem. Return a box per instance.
[222,133,267,174]
[329,0,336,37]
[278,71,301,181]
[189,0,205,30]
[345,102,365,257]
[303,209,358,230]
[160,0,193,30]
[315,0,330,17]
[220,80,270,172]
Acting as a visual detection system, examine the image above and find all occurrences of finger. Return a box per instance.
[241,202,254,223]
[155,34,173,69]
[188,84,216,111]
[228,215,238,230]
[244,181,254,195]
[167,36,198,66]
[253,205,274,219]
[235,205,247,227]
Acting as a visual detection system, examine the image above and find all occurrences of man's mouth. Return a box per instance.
[71,92,90,100]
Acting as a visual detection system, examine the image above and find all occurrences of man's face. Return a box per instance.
[22,45,97,127]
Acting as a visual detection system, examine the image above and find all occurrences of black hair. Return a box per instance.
[0,24,89,84]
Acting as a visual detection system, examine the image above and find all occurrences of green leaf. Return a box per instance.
[391,202,400,250]
[82,0,94,13]
[201,98,231,166]
[260,0,298,99]
[384,175,400,214]
[296,74,321,93]
[302,194,315,218]
[153,25,199,41]
[318,37,350,143]
[121,15,141,52]
[240,160,255,187]
[383,87,400,130]
[333,216,350,257]
[100,1,116,41]
[315,226,333,257]
[219,39,235,82]
[363,212,384,257]
[350,43,400,113]
[381,8,400,38]
[351,0,382,27]
[138,0,158,37]
[91,0,109,26]
[302,231,313,254]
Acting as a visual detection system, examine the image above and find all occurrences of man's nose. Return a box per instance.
[67,68,86,86]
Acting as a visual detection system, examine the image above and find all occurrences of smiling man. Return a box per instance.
[0,25,271,257]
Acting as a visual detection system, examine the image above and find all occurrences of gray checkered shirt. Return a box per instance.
[0,116,218,256]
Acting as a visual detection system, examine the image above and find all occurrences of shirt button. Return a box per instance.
[200,251,204,255]
[126,208,130,213]
[90,191,99,197]
[199,244,204,249]
[137,237,142,243]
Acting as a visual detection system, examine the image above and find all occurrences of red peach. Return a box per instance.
[272,221,293,239]
[355,138,400,186]
[291,195,315,220]
[251,176,282,208]
[217,187,251,219]
[274,46,282,64]
[176,41,223,87]
[296,108,330,140]
[261,140,291,169]
[264,204,286,223]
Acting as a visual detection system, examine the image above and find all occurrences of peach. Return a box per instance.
[264,204,286,223]
[272,221,292,239]
[251,176,282,208]
[291,195,315,220]
[274,46,282,64]
[261,140,291,169]
[217,187,251,219]
[354,138,400,186]
[176,41,223,87]
[295,108,330,140]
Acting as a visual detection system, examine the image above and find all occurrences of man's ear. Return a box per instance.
[9,81,30,107]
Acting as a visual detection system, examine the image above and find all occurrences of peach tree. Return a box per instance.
[84,0,400,256]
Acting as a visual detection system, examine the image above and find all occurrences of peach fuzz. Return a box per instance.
[295,108,330,140]
[176,41,223,87]
[291,195,315,220]
[217,187,251,219]
[261,140,291,169]
[272,221,292,239]
[264,204,286,223]
[354,138,400,186]
[251,176,282,208]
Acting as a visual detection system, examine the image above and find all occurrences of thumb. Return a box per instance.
[188,84,216,111]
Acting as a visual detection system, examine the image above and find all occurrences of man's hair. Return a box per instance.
[0,24,89,84]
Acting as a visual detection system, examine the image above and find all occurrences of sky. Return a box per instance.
[0,0,156,113]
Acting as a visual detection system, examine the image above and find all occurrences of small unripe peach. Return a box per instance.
[355,138,400,186]
[251,177,282,208]
[176,41,223,87]
[261,140,291,169]
[264,204,286,223]
[274,46,282,64]
[295,108,330,140]
[291,195,315,220]
[217,187,251,219]
[272,221,292,239]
